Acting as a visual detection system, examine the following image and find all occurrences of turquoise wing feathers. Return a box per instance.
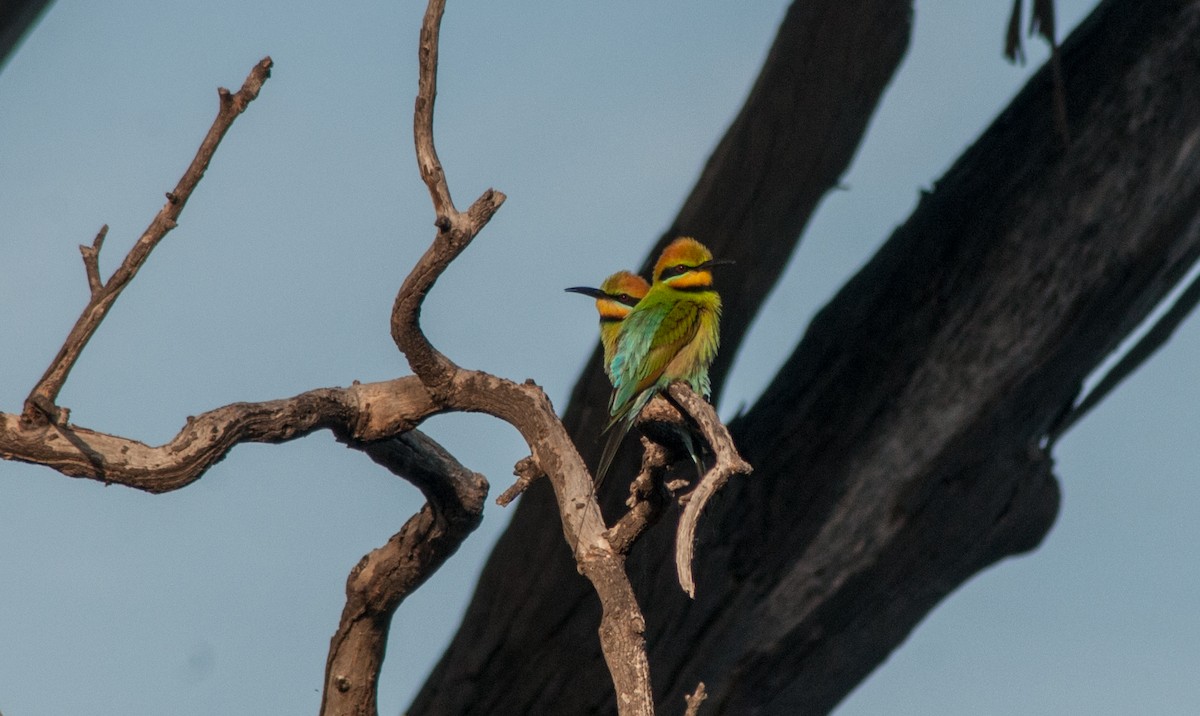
[608,298,702,423]
[575,237,728,486]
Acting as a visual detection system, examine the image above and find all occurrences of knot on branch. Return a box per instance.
[20,395,67,427]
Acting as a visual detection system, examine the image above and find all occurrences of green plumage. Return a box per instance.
[596,237,726,485]
[608,289,720,420]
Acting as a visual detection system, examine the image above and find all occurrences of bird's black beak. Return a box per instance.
[565,286,607,299]
[697,258,735,270]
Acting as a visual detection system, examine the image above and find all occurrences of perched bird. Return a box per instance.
[568,270,702,481]
[596,237,729,484]
[564,270,650,379]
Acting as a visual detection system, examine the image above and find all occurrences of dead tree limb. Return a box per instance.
[414,0,1200,713]
[321,432,488,716]
[0,378,438,491]
[414,0,913,711]
[21,57,274,427]
[702,2,1200,710]
[604,385,752,594]
[388,2,659,712]
[666,384,751,599]
[683,682,708,716]
[0,54,488,716]
[605,438,670,556]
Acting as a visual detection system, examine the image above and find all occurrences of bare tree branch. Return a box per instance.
[389,1,658,712]
[78,224,107,297]
[0,378,438,492]
[606,438,670,556]
[21,56,273,426]
[392,0,504,395]
[446,374,657,714]
[412,0,453,219]
[613,386,753,595]
[321,432,488,716]
[1005,0,1026,62]
[666,384,751,599]
[2,54,497,714]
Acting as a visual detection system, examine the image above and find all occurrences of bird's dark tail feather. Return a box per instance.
[595,411,638,487]
[678,428,706,481]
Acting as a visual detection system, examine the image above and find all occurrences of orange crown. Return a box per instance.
[600,270,650,301]
[653,237,715,283]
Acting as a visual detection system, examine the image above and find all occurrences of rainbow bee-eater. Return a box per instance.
[564,270,650,379]
[596,237,730,484]
[568,270,703,482]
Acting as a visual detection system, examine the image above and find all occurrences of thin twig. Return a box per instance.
[1032,0,1071,146]
[413,0,454,219]
[497,455,543,506]
[1004,0,1025,63]
[78,224,107,296]
[21,57,274,426]
[668,383,752,598]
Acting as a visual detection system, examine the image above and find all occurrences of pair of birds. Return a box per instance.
[566,237,729,485]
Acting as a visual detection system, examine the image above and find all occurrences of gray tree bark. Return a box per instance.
[412,0,1200,713]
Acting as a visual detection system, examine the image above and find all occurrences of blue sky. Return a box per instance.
[2,1,1198,714]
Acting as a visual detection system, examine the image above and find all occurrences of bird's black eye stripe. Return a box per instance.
[661,263,692,279]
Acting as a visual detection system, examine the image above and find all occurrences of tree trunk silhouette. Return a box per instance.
[412,0,1200,713]
[0,0,51,71]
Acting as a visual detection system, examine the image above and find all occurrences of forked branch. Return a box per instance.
[391,0,505,394]
[629,386,753,596]
[0,378,439,492]
[388,1,655,712]
[0,3,746,712]
[0,55,492,716]
[21,57,274,426]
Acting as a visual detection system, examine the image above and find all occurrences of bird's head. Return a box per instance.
[565,270,649,321]
[652,237,732,289]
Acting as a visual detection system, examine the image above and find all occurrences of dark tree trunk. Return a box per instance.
[412,0,1200,713]
[0,0,52,71]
